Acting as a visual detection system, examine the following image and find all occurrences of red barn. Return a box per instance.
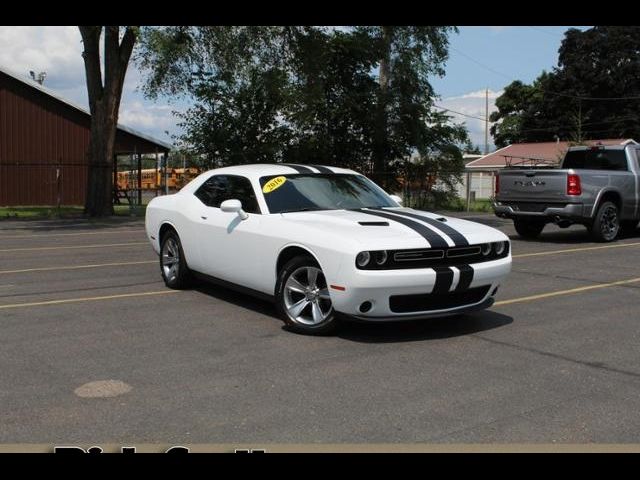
[0,66,171,206]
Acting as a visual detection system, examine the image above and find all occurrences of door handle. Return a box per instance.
[201,216,208,220]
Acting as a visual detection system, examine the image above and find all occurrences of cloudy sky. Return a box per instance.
[0,26,589,151]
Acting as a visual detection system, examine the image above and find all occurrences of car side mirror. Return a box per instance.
[220,199,249,220]
[390,194,403,206]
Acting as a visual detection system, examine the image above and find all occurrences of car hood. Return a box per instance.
[279,208,506,250]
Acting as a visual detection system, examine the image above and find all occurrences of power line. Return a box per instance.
[450,46,640,101]
[515,115,640,134]
[435,103,640,135]
[527,26,565,38]
[434,105,488,122]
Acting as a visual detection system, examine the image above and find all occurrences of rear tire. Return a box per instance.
[275,255,338,335]
[513,219,545,239]
[590,201,620,242]
[160,229,192,289]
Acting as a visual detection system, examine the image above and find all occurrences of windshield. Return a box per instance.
[259,174,397,214]
[563,149,628,171]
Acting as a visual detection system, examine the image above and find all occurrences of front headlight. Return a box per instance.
[480,243,492,256]
[356,251,371,267]
[374,250,388,265]
[493,241,508,256]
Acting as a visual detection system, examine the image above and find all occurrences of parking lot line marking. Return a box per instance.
[0,290,180,310]
[0,242,147,253]
[494,276,640,306]
[0,260,156,275]
[513,241,640,259]
[0,229,145,239]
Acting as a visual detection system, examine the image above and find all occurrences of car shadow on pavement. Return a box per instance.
[336,310,513,344]
[193,281,514,343]
[509,226,640,244]
[193,282,281,319]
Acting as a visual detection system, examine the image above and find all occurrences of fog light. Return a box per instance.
[356,251,371,267]
[359,301,373,313]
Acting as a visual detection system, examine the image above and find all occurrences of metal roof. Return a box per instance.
[0,65,173,151]
[466,139,638,169]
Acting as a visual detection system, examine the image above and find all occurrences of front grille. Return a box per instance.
[394,249,444,261]
[389,286,491,313]
[446,246,481,258]
[362,243,509,270]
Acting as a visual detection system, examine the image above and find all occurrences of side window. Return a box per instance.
[194,175,260,214]
[225,176,260,214]
[194,175,229,207]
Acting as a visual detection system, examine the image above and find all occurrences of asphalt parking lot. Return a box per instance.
[1,212,640,448]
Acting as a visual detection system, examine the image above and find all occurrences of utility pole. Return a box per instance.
[485,88,489,154]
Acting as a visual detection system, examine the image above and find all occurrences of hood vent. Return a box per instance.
[358,221,389,226]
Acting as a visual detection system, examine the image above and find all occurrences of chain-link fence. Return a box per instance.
[2,162,497,214]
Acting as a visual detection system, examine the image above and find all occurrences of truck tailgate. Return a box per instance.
[497,169,570,202]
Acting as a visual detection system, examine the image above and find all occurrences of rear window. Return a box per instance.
[563,149,628,171]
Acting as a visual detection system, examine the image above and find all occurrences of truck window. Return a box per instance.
[563,149,628,171]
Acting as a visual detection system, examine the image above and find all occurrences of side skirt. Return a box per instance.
[191,271,275,303]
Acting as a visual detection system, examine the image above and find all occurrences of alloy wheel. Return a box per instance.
[283,266,333,325]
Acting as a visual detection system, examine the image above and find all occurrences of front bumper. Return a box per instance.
[329,256,511,321]
[493,201,586,221]
[344,297,495,322]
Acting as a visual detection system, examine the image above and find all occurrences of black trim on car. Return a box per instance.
[389,285,491,314]
[191,271,275,303]
[344,297,495,322]
[355,243,509,270]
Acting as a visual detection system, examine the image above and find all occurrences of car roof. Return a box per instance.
[178,163,363,195]
[197,163,360,179]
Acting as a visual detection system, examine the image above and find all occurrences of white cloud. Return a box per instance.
[0,26,179,142]
[0,26,83,85]
[119,101,178,143]
[438,88,503,151]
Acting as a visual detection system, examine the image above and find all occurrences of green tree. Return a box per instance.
[491,26,640,147]
[136,26,467,188]
[79,26,138,217]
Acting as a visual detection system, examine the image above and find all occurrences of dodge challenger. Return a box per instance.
[145,164,511,335]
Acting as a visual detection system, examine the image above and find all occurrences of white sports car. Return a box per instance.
[145,164,511,334]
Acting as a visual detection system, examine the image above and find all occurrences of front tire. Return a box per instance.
[275,256,338,335]
[514,219,545,239]
[590,201,620,242]
[160,229,192,289]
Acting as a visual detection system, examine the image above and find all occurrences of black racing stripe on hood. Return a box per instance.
[309,165,334,174]
[356,209,449,249]
[279,163,315,173]
[372,208,469,247]
[455,265,474,291]
[432,267,454,294]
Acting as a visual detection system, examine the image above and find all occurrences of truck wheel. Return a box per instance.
[513,219,545,239]
[590,201,620,242]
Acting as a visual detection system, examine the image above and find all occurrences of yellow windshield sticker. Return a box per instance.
[262,176,287,194]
